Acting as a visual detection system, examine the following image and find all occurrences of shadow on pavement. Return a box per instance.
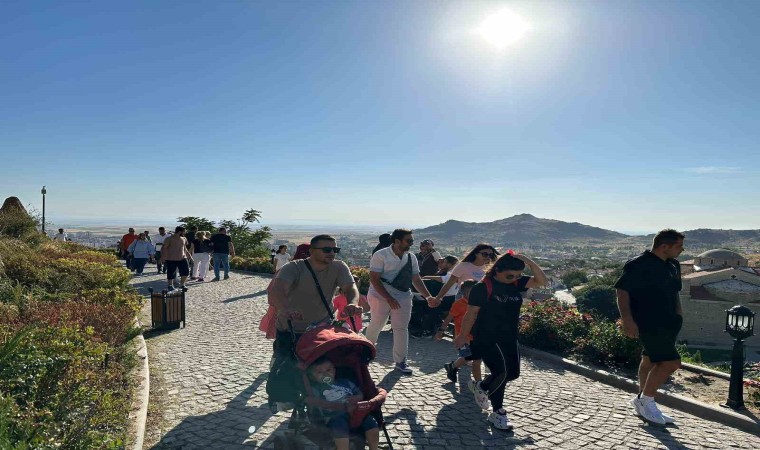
[150,374,282,449]
[223,289,268,304]
[638,423,689,450]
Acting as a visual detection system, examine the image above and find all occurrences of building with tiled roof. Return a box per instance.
[680,249,760,353]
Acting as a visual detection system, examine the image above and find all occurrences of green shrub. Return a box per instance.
[350,267,370,294]
[0,325,131,449]
[519,299,591,354]
[575,285,620,321]
[229,256,274,273]
[576,320,640,368]
[561,269,588,288]
[0,210,38,240]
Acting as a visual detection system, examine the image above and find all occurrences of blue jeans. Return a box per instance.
[213,253,230,279]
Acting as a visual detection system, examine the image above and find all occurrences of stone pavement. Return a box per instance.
[133,270,760,449]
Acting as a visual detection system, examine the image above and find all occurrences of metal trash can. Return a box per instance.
[149,287,186,330]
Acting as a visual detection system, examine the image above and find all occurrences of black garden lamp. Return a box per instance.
[723,305,755,410]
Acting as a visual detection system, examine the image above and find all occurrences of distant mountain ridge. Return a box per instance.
[415,214,760,249]
[416,214,628,245]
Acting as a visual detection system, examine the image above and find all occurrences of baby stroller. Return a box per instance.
[272,324,394,450]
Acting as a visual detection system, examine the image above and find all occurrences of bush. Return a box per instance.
[0,232,139,448]
[576,320,641,368]
[350,267,370,294]
[518,298,644,370]
[0,325,131,449]
[0,210,38,240]
[561,269,588,288]
[229,256,274,273]
[519,299,591,354]
[575,285,620,321]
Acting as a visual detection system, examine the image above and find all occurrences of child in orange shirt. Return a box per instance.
[435,280,482,386]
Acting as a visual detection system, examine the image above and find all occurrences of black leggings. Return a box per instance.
[474,341,520,410]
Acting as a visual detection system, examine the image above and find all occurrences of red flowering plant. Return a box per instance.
[519,299,591,354]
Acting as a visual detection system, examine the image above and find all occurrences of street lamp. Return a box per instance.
[41,186,47,233]
[723,304,755,410]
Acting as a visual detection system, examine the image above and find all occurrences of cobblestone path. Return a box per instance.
[133,270,760,449]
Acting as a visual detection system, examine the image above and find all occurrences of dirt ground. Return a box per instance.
[663,368,760,417]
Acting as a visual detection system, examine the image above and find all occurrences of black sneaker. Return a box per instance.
[223,275,230,280]
[212,277,220,282]
[444,361,458,383]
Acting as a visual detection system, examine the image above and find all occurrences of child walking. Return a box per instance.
[435,280,482,388]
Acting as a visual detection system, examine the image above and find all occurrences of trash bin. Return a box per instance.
[149,287,186,330]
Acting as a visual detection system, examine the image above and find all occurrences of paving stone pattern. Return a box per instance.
[133,270,760,449]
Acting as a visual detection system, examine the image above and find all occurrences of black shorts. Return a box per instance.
[166,259,190,279]
[639,316,683,363]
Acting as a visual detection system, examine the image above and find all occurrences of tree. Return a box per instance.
[562,269,588,288]
[575,285,619,321]
[176,216,216,233]
[219,209,271,256]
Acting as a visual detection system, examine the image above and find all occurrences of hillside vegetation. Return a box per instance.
[0,207,141,449]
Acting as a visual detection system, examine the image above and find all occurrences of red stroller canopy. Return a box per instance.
[295,325,376,370]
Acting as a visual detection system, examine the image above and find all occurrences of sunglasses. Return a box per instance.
[503,274,521,281]
[405,239,414,244]
[314,247,341,254]
[479,251,496,259]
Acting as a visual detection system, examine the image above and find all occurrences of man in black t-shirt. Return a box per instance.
[615,229,685,426]
[210,227,235,281]
[453,252,548,431]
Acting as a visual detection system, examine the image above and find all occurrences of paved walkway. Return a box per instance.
[134,270,760,449]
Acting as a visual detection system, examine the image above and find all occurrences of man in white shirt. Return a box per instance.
[364,228,436,375]
[152,227,170,274]
[52,228,67,242]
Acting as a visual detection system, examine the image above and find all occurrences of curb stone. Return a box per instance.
[126,319,150,450]
[520,345,760,434]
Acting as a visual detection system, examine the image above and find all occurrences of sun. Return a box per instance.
[478,9,531,49]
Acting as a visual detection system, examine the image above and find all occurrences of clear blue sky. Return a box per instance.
[2,0,759,234]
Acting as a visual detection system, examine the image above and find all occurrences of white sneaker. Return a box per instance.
[651,401,675,424]
[488,408,514,431]
[635,398,666,425]
[630,397,643,416]
[473,381,490,410]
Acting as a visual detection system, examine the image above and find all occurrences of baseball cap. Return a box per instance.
[421,239,434,246]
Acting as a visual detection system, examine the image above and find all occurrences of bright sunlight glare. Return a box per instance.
[478,9,531,49]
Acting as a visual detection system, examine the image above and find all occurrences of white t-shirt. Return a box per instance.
[450,261,487,285]
[53,233,67,241]
[440,273,459,297]
[153,233,169,250]
[274,253,291,271]
[368,246,420,298]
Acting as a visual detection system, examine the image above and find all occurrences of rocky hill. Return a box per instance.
[415,214,760,251]
[415,214,629,246]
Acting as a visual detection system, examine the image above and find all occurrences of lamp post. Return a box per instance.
[41,186,47,234]
[723,304,755,410]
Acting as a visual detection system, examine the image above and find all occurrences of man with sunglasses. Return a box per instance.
[269,234,361,337]
[267,235,361,408]
[364,229,437,374]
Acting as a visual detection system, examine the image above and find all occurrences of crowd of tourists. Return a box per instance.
[265,227,687,440]
[117,225,235,291]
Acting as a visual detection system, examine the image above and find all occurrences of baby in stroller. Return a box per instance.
[308,356,380,450]
[271,324,393,450]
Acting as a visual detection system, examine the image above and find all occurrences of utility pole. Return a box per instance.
[41,185,47,233]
